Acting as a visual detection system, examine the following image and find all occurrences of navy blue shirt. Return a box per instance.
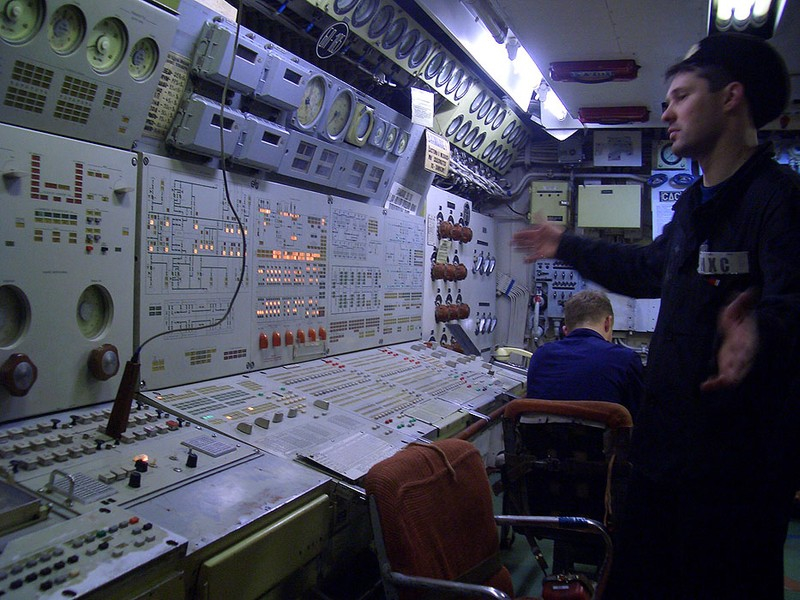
[525,328,644,417]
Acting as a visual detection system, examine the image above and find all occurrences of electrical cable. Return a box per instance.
[107,1,247,438]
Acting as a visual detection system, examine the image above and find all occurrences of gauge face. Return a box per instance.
[477,97,493,120]
[395,28,419,59]
[446,114,463,138]
[445,68,463,95]
[407,37,431,69]
[325,89,354,140]
[346,103,374,146]
[492,108,507,130]
[370,119,387,146]
[435,60,454,87]
[128,37,159,81]
[471,132,486,152]
[454,120,471,142]
[381,17,406,49]
[86,17,128,74]
[454,76,472,101]
[367,5,393,39]
[482,140,497,159]
[660,142,683,166]
[0,0,44,44]
[383,125,398,151]
[395,130,409,155]
[424,51,445,80]
[502,120,516,139]
[352,0,379,26]
[333,0,359,14]
[485,104,500,125]
[470,90,486,114]
[0,285,29,347]
[48,4,85,55]
[463,126,478,147]
[76,285,112,339]
[297,75,327,128]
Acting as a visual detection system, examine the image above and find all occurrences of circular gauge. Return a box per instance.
[0,285,30,347]
[502,120,516,139]
[482,140,496,159]
[489,145,502,163]
[128,37,159,81]
[370,118,387,146]
[471,131,486,152]
[659,142,683,167]
[491,108,507,130]
[395,28,419,60]
[86,17,127,74]
[395,130,409,155]
[463,126,478,147]
[48,4,85,55]
[445,68,463,95]
[470,90,486,114]
[297,74,327,128]
[381,17,406,50]
[477,97,493,120]
[424,51,446,80]
[76,284,113,339]
[347,103,374,146]
[383,125,398,151]
[407,37,431,69]
[454,76,472,101]
[485,104,500,125]
[325,88,355,140]
[435,60,454,87]
[367,5,393,39]
[494,149,507,167]
[454,120,472,143]
[351,0,379,26]
[333,0,359,14]
[446,114,463,138]
[498,153,512,171]
[0,0,44,44]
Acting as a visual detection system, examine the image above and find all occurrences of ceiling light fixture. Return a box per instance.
[709,0,786,38]
[549,59,640,84]
[578,106,650,125]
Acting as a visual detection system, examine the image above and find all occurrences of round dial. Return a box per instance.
[351,0,379,27]
[333,0,359,14]
[0,0,44,44]
[370,119,387,146]
[297,75,327,128]
[395,28,419,60]
[0,285,29,347]
[76,284,112,339]
[128,37,159,81]
[86,17,127,74]
[347,103,374,146]
[407,38,431,69]
[325,89,354,140]
[660,142,682,166]
[48,4,84,55]
[383,125,398,151]
[395,130,409,155]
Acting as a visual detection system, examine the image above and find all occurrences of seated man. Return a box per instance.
[526,289,643,417]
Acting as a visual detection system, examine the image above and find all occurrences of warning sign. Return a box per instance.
[424,129,450,176]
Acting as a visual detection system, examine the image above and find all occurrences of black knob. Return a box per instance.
[135,459,148,473]
[186,451,198,468]
[50,418,60,430]
[128,471,141,488]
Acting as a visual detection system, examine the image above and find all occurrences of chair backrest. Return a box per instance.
[364,438,514,598]
[501,399,633,528]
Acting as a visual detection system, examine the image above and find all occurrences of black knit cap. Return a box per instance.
[667,32,790,128]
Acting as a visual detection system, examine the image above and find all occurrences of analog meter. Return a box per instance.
[0,0,44,44]
[48,4,85,55]
[86,17,128,74]
[297,75,327,129]
[128,37,159,81]
[76,285,113,339]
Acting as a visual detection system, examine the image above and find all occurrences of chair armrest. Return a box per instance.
[386,570,512,599]
[494,515,612,597]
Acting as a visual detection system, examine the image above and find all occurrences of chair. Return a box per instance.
[364,438,611,600]
[499,399,633,579]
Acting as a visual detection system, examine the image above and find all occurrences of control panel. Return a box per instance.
[0,401,259,514]
[140,342,525,482]
[423,187,498,356]
[138,153,425,390]
[0,504,186,599]
[0,123,136,422]
[0,0,178,150]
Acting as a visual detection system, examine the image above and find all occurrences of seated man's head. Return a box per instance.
[563,290,614,341]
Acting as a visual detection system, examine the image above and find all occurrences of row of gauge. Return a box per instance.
[0,0,163,80]
[309,0,530,174]
[166,4,415,200]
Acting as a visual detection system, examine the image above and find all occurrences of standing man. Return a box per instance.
[526,289,643,418]
[513,33,799,599]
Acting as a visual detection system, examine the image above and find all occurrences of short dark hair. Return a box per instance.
[564,290,613,330]
[664,32,789,129]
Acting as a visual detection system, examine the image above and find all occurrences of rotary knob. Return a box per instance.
[460,227,473,243]
[88,344,119,381]
[0,353,37,396]
[438,220,453,239]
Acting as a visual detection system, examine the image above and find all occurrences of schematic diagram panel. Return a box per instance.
[0,123,136,422]
[327,199,424,355]
[138,155,425,390]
